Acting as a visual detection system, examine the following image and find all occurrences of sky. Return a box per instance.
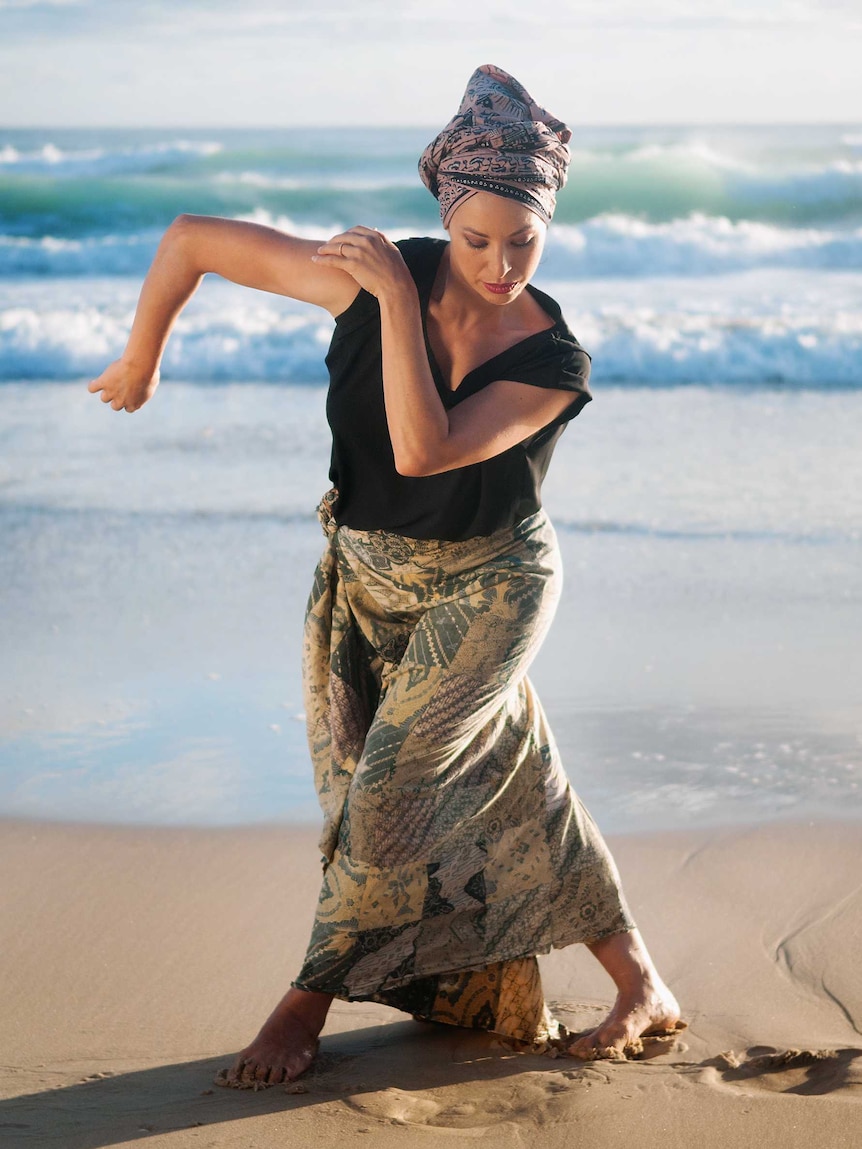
[0,0,860,126]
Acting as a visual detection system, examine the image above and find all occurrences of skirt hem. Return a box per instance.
[292,918,637,1001]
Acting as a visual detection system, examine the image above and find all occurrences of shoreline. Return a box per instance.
[3,804,862,833]
[2,816,860,1147]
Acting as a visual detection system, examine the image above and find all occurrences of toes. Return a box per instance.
[215,1058,253,1089]
[562,1010,685,1065]
[240,1061,262,1088]
[565,1033,601,1060]
[571,1036,627,1062]
[214,1035,320,1092]
[565,1022,638,1061]
[228,1057,249,1086]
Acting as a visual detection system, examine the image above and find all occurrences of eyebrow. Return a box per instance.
[462,224,535,239]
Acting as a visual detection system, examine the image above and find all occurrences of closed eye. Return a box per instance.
[465,236,536,250]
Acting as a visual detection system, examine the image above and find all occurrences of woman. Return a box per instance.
[89,65,682,1086]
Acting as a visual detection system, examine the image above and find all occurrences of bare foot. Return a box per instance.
[566,979,684,1061]
[215,987,332,1090]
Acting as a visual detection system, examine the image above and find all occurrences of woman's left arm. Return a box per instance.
[315,227,575,477]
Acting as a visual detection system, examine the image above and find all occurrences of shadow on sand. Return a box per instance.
[3,1018,860,1148]
[0,1020,569,1147]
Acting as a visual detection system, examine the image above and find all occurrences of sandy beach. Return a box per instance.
[1,816,859,1148]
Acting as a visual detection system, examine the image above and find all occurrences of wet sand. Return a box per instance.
[1,817,860,1148]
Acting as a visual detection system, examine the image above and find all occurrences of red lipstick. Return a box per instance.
[484,282,517,295]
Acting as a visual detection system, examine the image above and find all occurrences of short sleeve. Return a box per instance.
[504,337,593,430]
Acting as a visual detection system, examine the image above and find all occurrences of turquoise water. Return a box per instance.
[2,124,861,382]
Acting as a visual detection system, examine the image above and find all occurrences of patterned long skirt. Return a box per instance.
[293,493,636,1045]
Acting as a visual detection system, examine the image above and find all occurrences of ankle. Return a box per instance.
[586,928,665,995]
[283,986,333,1028]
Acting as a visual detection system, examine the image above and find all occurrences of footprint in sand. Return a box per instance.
[344,1075,593,1130]
[705,1046,862,1097]
[346,1089,442,1126]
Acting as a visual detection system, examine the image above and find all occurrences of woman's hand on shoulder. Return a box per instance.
[313,226,413,301]
[88,357,160,413]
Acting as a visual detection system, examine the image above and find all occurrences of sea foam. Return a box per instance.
[544,214,862,277]
[4,272,860,386]
[0,140,223,178]
[4,212,861,280]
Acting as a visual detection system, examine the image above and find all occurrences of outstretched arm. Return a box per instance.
[88,215,360,412]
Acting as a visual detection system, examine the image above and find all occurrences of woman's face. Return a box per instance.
[446,191,547,307]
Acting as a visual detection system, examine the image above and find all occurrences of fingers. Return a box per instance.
[97,387,121,408]
[314,225,388,262]
[347,225,385,239]
[88,369,136,412]
[312,240,348,263]
[91,384,132,412]
[88,371,121,407]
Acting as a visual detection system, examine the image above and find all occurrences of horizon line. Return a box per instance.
[1,119,861,131]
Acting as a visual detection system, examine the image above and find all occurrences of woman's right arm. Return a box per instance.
[88,214,360,412]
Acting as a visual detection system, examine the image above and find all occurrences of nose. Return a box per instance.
[489,245,513,281]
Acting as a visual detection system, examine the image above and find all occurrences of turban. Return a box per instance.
[419,64,571,227]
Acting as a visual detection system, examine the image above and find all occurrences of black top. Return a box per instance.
[325,237,592,541]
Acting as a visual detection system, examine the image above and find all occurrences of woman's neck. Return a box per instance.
[430,245,531,333]
[430,244,547,339]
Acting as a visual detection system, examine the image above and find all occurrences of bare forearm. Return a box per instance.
[122,217,203,373]
[378,288,449,475]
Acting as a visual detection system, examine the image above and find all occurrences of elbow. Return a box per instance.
[164,213,202,257]
[160,214,206,277]
[393,446,438,478]
[170,212,199,233]
[390,419,453,477]
[165,213,197,249]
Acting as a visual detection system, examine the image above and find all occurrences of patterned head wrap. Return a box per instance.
[419,64,571,227]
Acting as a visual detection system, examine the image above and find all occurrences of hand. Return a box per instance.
[87,358,160,412]
[312,226,413,300]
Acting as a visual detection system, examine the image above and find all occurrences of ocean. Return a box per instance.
[1,124,861,830]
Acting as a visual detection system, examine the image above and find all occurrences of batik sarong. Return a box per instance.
[293,491,636,1044]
